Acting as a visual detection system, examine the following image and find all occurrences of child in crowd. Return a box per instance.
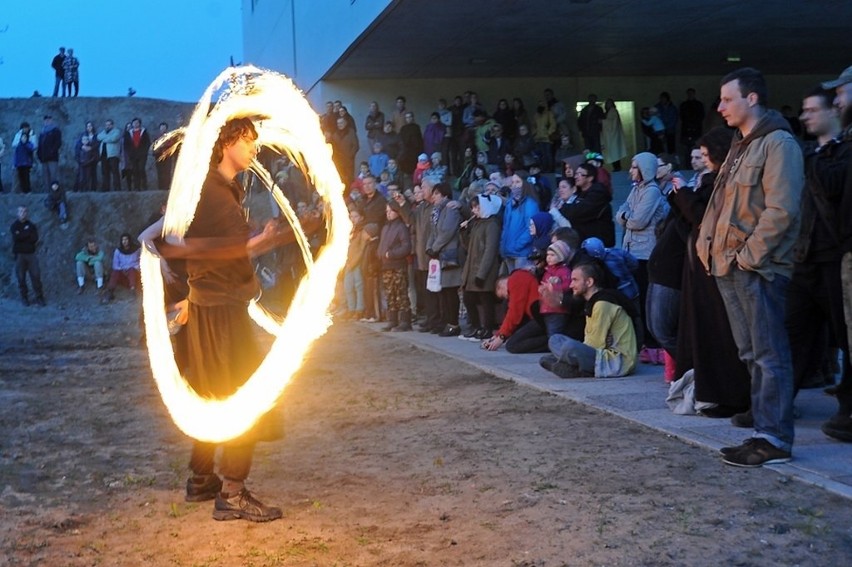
[378,204,413,331]
[360,223,381,323]
[44,181,68,224]
[412,153,431,186]
[424,151,447,184]
[368,141,389,178]
[539,240,572,337]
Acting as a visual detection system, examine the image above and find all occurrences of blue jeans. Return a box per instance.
[646,283,680,354]
[716,269,794,451]
[542,313,566,338]
[549,334,596,374]
[344,267,364,312]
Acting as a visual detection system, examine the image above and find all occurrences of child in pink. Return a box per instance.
[539,240,572,337]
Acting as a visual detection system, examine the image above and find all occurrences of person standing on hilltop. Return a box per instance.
[63,48,80,97]
[51,47,66,97]
[124,118,151,190]
[11,206,46,306]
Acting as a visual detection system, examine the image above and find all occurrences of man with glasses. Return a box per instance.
[556,163,615,247]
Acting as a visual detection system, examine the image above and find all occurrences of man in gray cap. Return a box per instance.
[820,65,852,442]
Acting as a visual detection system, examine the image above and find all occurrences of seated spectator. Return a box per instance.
[541,262,638,378]
[103,232,141,302]
[482,269,543,353]
[44,181,68,223]
[75,239,105,293]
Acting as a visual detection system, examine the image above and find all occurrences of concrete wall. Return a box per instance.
[242,0,393,91]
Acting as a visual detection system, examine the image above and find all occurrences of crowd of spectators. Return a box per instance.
[321,65,852,468]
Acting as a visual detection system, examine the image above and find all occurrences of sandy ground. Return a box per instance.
[2,297,852,567]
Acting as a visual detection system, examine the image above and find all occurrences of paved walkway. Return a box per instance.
[365,323,852,501]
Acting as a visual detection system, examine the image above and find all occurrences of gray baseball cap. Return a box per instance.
[822,65,852,89]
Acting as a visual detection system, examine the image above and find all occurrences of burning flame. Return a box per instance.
[141,65,349,443]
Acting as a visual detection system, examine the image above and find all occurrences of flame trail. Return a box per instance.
[142,65,349,443]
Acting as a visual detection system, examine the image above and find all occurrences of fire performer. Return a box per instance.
[161,117,284,522]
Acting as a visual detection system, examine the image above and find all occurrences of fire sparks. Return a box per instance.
[141,65,349,443]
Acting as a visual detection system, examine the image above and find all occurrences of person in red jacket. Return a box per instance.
[482,269,542,352]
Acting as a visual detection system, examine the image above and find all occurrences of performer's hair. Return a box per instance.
[211,117,257,165]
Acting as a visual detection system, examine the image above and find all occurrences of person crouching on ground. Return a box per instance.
[75,239,105,294]
[541,262,638,379]
[44,181,68,224]
[102,232,141,303]
[379,203,413,331]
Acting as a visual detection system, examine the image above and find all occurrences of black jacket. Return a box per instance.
[558,182,616,247]
[11,219,39,255]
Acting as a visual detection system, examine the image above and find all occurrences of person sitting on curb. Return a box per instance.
[75,239,105,294]
[103,232,141,303]
[540,262,638,378]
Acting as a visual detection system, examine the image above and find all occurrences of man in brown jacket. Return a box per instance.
[697,67,804,468]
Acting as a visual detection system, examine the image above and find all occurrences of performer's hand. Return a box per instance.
[483,336,503,351]
[160,258,178,284]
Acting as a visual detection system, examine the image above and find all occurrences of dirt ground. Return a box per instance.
[2,297,852,567]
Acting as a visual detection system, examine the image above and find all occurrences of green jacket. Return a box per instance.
[75,248,105,266]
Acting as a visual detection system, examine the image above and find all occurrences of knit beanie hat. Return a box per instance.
[548,240,571,263]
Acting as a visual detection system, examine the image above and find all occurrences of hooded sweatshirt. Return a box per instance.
[697,109,804,280]
[616,152,667,259]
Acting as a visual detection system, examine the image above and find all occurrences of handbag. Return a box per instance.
[426,258,442,292]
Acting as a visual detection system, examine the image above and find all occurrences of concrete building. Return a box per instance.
[242,0,852,167]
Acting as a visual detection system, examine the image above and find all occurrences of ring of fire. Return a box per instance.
[141,65,350,443]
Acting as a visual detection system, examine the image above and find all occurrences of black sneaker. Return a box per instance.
[730,409,754,428]
[461,327,480,341]
[476,328,493,341]
[213,489,283,522]
[721,438,791,468]
[539,355,586,379]
[719,438,758,456]
[185,474,222,502]
[438,324,461,337]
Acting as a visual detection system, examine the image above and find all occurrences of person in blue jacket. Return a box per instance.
[500,171,539,273]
